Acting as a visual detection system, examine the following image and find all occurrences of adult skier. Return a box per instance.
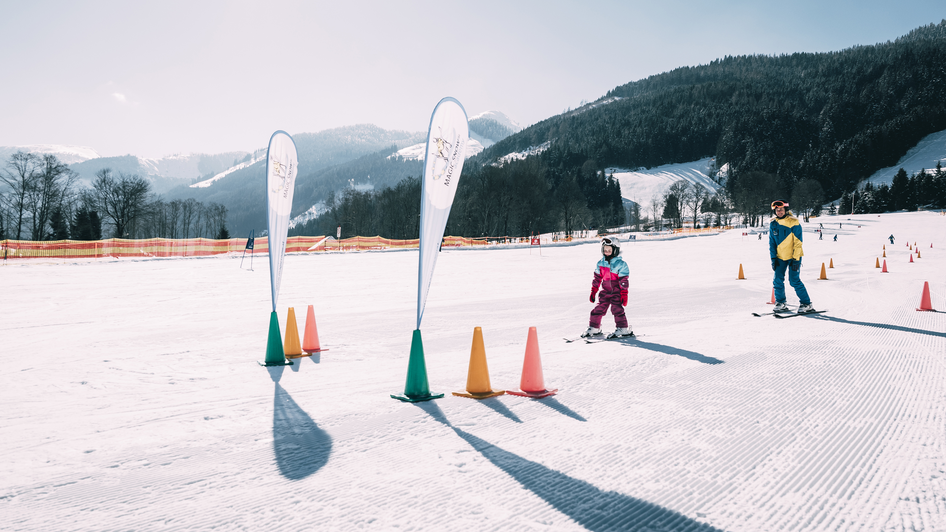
[770,200,815,314]
[581,236,633,338]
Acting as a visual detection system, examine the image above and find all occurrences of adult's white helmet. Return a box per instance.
[601,236,621,256]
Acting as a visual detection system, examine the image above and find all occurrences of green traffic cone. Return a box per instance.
[259,311,293,366]
[391,329,443,402]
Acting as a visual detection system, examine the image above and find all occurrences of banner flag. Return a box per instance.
[245,230,255,250]
[416,97,469,329]
[266,131,298,312]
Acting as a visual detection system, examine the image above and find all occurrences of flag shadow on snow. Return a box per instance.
[627,340,724,365]
[272,384,332,480]
[811,315,946,338]
[416,402,720,531]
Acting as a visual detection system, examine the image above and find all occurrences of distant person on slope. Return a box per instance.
[769,200,815,314]
[581,237,633,338]
[889,234,895,244]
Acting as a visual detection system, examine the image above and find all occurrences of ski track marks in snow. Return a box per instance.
[1,212,945,531]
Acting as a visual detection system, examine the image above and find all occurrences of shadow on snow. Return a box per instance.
[416,402,720,531]
[812,314,946,338]
[628,340,725,365]
[272,382,332,480]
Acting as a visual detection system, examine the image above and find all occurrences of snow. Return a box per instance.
[2,144,100,164]
[495,140,552,166]
[191,154,264,188]
[608,157,722,211]
[2,212,945,531]
[865,128,946,187]
[391,138,484,161]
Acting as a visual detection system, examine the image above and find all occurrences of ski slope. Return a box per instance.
[2,212,944,531]
[607,158,722,212]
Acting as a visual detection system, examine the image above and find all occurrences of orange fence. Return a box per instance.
[0,235,493,260]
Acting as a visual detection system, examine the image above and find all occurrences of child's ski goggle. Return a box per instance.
[771,200,789,209]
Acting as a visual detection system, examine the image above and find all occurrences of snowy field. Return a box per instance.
[2,212,945,531]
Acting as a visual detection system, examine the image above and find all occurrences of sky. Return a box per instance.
[0,0,942,159]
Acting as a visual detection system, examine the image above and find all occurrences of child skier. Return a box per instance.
[581,237,633,338]
[770,200,815,314]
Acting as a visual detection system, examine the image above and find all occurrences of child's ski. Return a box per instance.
[773,310,827,319]
[564,334,602,343]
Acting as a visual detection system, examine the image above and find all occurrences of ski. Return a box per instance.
[586,333,639,343]
[565,334,603,343]
[773,310,827,319]
[752,307,796,317]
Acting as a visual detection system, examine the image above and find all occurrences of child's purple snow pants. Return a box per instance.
[589,293,628,328]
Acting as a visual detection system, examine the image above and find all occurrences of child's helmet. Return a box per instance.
[601,236,621,256]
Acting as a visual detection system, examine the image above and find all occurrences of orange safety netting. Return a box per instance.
[0,235,491,260]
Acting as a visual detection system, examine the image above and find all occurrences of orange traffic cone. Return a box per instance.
[302,304,327,354]
[283,307,303,358]
[917,249,921,258]
[883,244,886,250]
[829,258,834,268]
[767,287,776,304]
[917,281,935,311]
[883,250,886,257]
[875,258,880,268]
[737,264,745,280]
[910,254,914,263]
[507,327,557,398]
[882,260,889,273]
[818,263,828,280]
[453,327,504,399]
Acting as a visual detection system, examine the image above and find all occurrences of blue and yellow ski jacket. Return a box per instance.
[769,212,804,261]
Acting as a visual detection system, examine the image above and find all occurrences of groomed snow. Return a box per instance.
[2,212,944,531]
[865,128,946,187]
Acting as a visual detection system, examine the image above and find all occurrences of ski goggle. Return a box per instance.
[771,200,789,209]
[601,238,615,246]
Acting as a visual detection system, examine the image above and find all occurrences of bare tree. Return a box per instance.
[26,154,77,240]
[92,169,153,238]
[1,151,41,239]
[649,192,664,231]
[683,182,709,228]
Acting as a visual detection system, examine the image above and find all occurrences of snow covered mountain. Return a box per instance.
[864,128,946,186]
[0,144,100,165]
[391,110,521,161]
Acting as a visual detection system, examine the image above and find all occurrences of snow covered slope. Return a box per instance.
[608,157,722,211]
[2,212,944,531]
[0,144,99,165]
[865,128,946,186]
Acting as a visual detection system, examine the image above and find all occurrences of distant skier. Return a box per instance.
[834,234,838,241]
[819,230,823,240]
[888,234,895,244]
[769,200,815,314]
[581,237,632,338]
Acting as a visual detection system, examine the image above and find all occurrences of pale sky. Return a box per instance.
[0,0,942,159]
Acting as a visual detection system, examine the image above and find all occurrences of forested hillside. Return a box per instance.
[475,20,946,205]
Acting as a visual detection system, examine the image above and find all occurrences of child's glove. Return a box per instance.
[771,257,778,271]
[621,290,628,306]
[790,259,800,272]
[589,287,598,303]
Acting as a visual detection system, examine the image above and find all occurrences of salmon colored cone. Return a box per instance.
[917,281,935,311]
[283,307,303,358]
[737,264,745,280]
[818,263,828,280]
[453,327,504,399]
[882,260,888,273]
[829,258,834,268]
[302,305,325,354]
[767,287,776,304]
[507,327,557,398]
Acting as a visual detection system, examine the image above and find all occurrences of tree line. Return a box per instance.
[0,151,230,241]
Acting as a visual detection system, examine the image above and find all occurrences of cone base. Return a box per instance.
[302,348,329,354]
[391,392,445,403]
[506,388,558,398]
[286,352,312,359]
[916,308,936,312]
[452,390,505,400]
[258,360,294,366]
